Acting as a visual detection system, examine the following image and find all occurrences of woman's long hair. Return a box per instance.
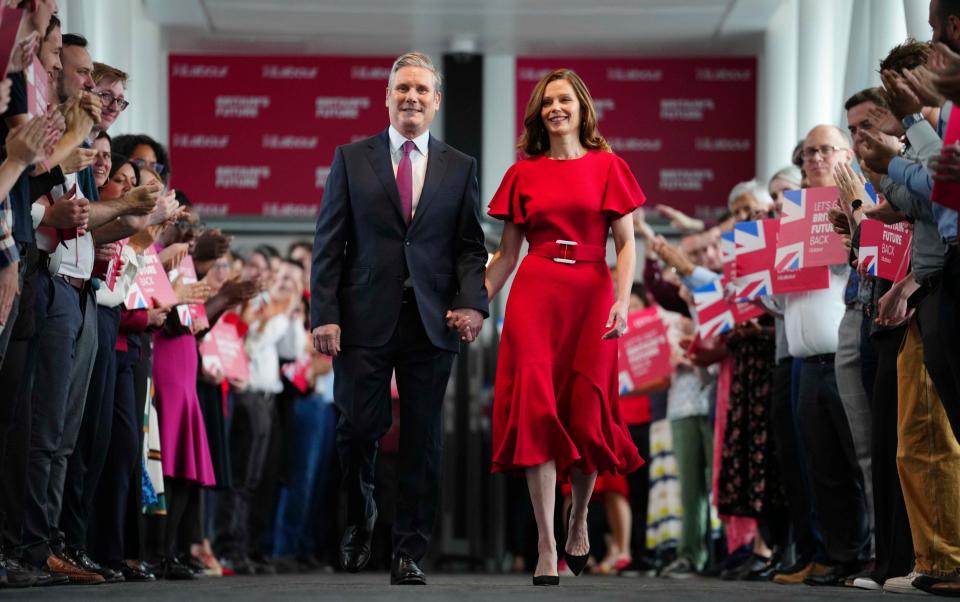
[517,68,610,157]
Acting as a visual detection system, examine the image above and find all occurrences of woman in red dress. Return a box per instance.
[484,68,645,585]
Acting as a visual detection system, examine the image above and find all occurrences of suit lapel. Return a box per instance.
[409,136,448,233]
[365,130,406,224]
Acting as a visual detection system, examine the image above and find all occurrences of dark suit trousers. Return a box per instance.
[922,247,960,443]
[797,357,869,565]
[868,325,914,581]
[333,290,454,562]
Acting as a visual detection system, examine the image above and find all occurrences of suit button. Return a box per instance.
[405,241,411,246]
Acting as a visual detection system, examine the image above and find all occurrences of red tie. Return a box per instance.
[396,140,415,224]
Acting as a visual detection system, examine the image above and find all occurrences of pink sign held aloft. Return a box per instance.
[617,308,673,393]
[858,219,912,282]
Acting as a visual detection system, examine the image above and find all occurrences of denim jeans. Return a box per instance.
[272,395,337,559]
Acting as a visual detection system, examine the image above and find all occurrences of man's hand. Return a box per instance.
[60,147,97,175]
[862,201,906,225]
[876,284,912,327]
[902,65,946,108]
[649,235,695,277]
[78,91,102,125]
[94,242,120,263]
[930,42,960,104]
[0,261,18,327]
[834,162,868,227]
[158,242,189,272]
[881,69,923,120]
[192,229,231,262]
[312,324,342,357]
[42,190,89,230]
[928,142,960,183]
[217,277,260,306]
[656,204,704,233]
[174,280,212,305]
[827,205,851,236]
[5,114,48,167]
[146,189,179,227]
[859,129,902,174]
[445,308,483,343]
[122,183,162,216]
[147,302,171,328]
[865,105,905,137]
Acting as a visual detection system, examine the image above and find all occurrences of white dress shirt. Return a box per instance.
[34,173,94,280]
[388,126,429,217]
[783,266,849,358]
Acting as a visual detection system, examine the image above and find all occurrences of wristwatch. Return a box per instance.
[901,112,925,130]
[851,199,863,211]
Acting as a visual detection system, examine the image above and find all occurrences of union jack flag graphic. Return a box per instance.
[860,245,879,276]
[692,279,736,338]
[775,241,804,271]
[125,283,148,310]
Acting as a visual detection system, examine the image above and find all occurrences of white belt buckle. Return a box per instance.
[553,240,577,264]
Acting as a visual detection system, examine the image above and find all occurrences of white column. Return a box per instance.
[903,0,933,40]
[870,0,909,70]
[797,0,852,134]
[756,0,798,180]
[481,54,515,202]
[841,0,876,123]
[60,0,165,142]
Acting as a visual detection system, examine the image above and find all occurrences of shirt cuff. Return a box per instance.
[680,266,720,290]
[31,202,45,230]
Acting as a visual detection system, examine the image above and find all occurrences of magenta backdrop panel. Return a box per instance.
[168,54,395,217]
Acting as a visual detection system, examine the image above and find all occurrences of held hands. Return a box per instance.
[446,308,483,343]
[123,182,163,216]
[312,324,341,357]
[61,147,97,175]
[602,299,628,340]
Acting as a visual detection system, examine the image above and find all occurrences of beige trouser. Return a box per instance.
[897,319,960,577]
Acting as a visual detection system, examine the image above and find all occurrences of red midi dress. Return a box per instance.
[488,150,646,481]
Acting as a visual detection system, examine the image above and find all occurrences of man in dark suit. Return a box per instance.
[310,52,488,585]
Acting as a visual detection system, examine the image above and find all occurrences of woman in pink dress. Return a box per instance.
[484,69,646,585]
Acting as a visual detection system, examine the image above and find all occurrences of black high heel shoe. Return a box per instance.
[564,508,590,576]
[532,574,560,586]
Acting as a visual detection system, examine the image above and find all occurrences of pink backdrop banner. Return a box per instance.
[515,57,756,215]
[168,54,396,217]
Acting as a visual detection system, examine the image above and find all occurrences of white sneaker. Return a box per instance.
[883,572,930,595]
[660,558,695,579]
[852,576,881,590]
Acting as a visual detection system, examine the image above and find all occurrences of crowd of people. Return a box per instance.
[551,2,959,595]
[0,0,347,588]
[1,0,959,595]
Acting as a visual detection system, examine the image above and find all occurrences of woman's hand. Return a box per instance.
[158,242,189,272]
[602,299,629,339]
[834,162,867,227]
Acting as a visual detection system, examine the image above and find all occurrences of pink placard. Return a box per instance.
[0,7,23,80]
[733,218,831,300]
[777,187,848,269]
[859,219,911,282]
[200,319,250,382]
[124,250,177,309]
[617,307,673,392]
[25,55,47,118]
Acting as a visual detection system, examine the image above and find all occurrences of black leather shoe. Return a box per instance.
[390,556,426,585]
[1,556,38,588]
[160,557,198,580]
[532,574,559,586]
[65,547,120,582]
[119,561,156,582]
[339,510,377,573]
[803,562,861,586]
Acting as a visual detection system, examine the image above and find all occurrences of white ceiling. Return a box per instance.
[145,0,785,56]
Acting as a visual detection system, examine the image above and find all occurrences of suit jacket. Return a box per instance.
[310,129,489,353]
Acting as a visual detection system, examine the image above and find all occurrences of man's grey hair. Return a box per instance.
[769,165,802,188]
[388,51,442,93]
[728,179,774,210]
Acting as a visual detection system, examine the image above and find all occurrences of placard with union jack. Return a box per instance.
[777,186,872,269]
[733,218,831,300]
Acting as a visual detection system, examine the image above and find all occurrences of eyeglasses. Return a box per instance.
[130,157,166,176]
[801,144,848,161]
[96,90,129,111]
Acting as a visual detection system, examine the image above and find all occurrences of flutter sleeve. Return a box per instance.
[602,154,646,218]
[487,163,525,225]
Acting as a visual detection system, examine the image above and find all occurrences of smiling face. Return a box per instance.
[95,77,125,132]
[100,162,135,200]
[540,78,581,139]
[386,66,440,138]
[92,136,111,189]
